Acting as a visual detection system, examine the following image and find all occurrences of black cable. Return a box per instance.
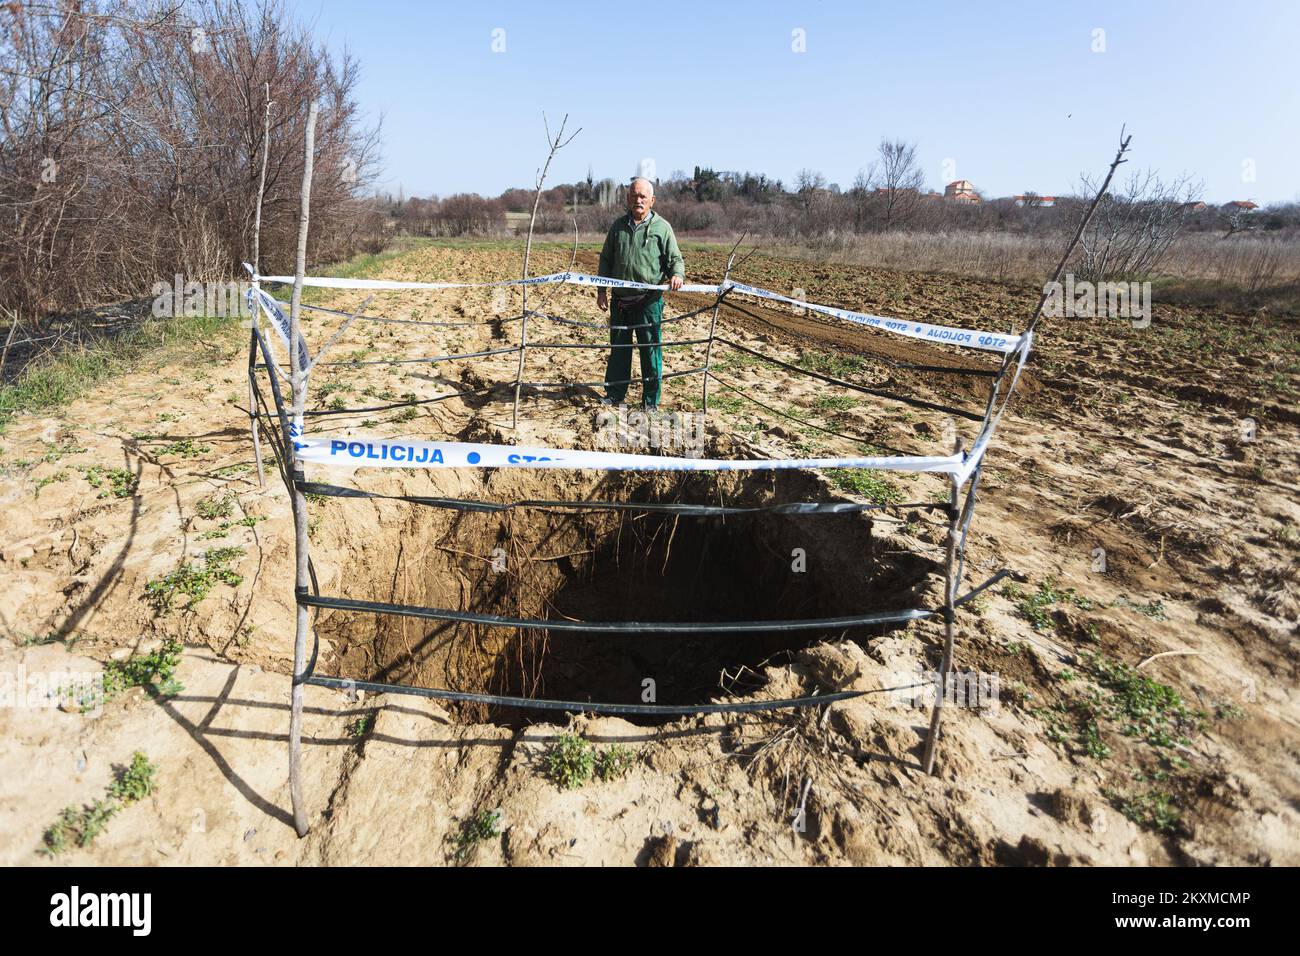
[295,480,946,516]
[715,338,986,422]
[298,592,935,632]
[718,299,1001,377]
[302,674,863,716]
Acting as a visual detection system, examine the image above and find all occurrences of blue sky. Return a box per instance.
[290,0,1299,204]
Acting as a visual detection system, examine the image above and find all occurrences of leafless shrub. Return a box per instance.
[1070,170,1201,281]
[0,0,382,332]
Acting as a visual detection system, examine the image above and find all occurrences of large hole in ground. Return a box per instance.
[315,465,940,726]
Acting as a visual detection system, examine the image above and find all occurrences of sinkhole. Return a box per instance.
[314,467,940,726]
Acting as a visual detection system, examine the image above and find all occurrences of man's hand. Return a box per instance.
[596,288,608,311]
[669,275,683,292]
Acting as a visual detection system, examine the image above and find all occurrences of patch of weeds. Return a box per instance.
[102,468,138,498]
[543,732,594,790]
[1214,702,1246,721]
[157,438,212,459]
[454,809,501,863]
[1113,595,1168,620]
[102,638,183,701]
[1080,652,1204,750]
[811,394,860,413]
[1003,577,1094,632]
[594,744,636,781]
[391,407,418,424]
[831,468,902,503]
[195,492,236,520]
[39,439,86,464]
[797,350,867,378]
[1105,786,1181,834]
[79,464,105,490]
[40,752,158,856]
[34,469,69,496]
[144,548,244,613]
[707,393,745,414]
[213,462,251,478]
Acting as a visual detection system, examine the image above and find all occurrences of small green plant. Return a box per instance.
[811,394,860,413]
[34,469,69,496]
[797,350,867,378]
[595,744,636,781]
[102,638,183,700]
[1214,702,1246,721]
[195,492,236,520]
[1113,595,1168,620]
[40,752,158,856]
[157,438,212,458]
[1004,578,1093,632]
[454,809,501,863]
[1107,786,1181,834]
[391,407,418,424]
[348,713,375,738]
[543,732,594,790]
[144,548,244,612]
[831,468,902,503]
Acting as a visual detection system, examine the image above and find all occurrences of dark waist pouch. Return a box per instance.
[613,291,658,309]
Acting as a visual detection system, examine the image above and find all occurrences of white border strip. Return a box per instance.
[295,436,971,477]
[253,269,1021,354]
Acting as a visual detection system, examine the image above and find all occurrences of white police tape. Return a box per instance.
[723,281,1019,354]
[252,269,1022,354]
[293,436,976,478]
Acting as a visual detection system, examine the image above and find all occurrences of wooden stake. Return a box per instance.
[922,436,965,775]
[288,101,318,838]
[701,234,744,413]
[513,113,579,429]
[248,83,273,489]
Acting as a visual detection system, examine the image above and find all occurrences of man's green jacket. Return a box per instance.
[597,210,684,298]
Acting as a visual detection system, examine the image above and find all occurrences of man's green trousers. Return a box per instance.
[604,295,663,406]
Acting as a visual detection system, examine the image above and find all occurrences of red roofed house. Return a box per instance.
[944,180,982,204]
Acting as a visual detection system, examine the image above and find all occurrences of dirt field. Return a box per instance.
[1,240,1296,866]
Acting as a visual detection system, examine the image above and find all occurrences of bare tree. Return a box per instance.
[1072,169,1202,280]
[870,138,925,230]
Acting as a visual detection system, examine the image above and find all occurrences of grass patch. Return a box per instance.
[40,752,158,856]
[830,468,902,503]
[144,548,244,613]
[797,349,868,379]
[1003,577,1094,632]
[0,313,234,434]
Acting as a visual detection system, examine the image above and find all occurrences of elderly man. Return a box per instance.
[596,177,685,409]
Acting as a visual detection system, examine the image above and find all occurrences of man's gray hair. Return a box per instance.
[629,176,655,197]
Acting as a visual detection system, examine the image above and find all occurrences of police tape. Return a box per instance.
[293,435,975,477]
[251,268,1023,354]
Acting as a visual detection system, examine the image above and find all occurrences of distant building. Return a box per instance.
[1013,194,1057,207]
[944,180,981,204]
[1223,200,1258,210]
[1180,201,1208,212]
